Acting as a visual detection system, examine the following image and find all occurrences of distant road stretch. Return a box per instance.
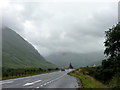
[1,70,78,88]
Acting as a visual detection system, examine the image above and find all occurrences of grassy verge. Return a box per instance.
[2,70,60,80]
[68,68,108,88]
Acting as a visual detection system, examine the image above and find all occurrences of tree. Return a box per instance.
[104,23,120,58]
[89,23,120,85]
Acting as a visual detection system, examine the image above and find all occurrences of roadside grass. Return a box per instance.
[2,70,60,80]
[68,69,108,88]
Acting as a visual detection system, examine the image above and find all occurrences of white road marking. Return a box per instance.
[36,87,39,88]
[23,80,42,86]
[46,82,49,84]
[2,71,60,82]
[0,81,14,85]
[43,83,47,85]
[24,83,34,86]
[34,80,41,83]
[49,81,51,83]
[40,72,67,87]
[41,85,43,87]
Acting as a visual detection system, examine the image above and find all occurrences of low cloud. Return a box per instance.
[2,0,118,56]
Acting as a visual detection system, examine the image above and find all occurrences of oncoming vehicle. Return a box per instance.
[61,68,65,71]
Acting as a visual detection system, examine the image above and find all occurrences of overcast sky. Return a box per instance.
[1,0,118,56]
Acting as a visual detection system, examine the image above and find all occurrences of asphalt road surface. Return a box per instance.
[1,70,78,88]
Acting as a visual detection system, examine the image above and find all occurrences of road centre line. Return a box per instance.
[39,72,67,87]
[24,80,42,86]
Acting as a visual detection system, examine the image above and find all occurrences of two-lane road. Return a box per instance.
[1,70,78,88]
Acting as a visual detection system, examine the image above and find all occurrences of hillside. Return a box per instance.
[45,52,105,68]
[2,26,57,69]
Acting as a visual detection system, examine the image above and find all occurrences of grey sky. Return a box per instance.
[2,0,118,56]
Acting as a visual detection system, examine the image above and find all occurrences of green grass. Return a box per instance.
[68,69,108,88]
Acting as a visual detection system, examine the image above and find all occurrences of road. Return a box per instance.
[1,70,78,89]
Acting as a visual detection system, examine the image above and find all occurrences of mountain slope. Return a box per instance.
[2,26,57,69]
[45,52,105,68]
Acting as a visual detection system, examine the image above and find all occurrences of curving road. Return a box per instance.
[1,70,78,89]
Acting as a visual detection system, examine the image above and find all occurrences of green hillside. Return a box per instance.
[2,26,57,69]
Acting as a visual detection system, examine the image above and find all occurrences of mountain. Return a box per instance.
[45,51,105,68]
[2,26,57,69]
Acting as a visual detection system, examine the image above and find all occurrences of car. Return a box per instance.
[61,68,65,71]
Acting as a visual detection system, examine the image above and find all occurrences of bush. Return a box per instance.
[109,73,120,88]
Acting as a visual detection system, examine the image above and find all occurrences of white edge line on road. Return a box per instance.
[2,71,61,82]
[0,81,14,85]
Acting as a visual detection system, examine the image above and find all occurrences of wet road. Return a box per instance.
[1,70,78,89]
